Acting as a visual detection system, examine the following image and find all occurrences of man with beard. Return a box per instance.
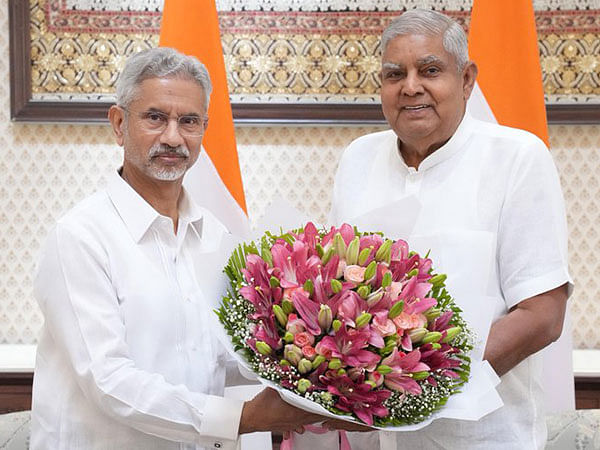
[30,47,323,450]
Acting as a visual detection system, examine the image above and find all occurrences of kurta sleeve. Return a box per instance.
[496,136,572,309]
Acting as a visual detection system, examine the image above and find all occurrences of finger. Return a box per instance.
[294,426,305,434]
[283,431,291,440]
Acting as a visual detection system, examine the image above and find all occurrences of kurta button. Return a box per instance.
[214,442,222,448]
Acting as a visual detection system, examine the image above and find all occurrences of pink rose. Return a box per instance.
[294,331,315,348]
[302,345,317,361]
[344,265,366,284]
[392,312,427,331]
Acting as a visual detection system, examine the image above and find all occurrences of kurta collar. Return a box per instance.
[396,112,474,172]
[106,170,204,243]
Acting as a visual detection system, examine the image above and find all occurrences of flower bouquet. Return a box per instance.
[216,222,475,427]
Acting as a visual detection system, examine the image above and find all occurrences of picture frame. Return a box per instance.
[9,0,600,124]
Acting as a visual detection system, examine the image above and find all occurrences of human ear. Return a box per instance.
[108,105,126,147]
[462,61,478,100]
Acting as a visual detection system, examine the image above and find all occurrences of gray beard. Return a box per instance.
[147,144,190,181]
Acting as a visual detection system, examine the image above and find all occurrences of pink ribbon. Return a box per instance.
[280,427,351,450]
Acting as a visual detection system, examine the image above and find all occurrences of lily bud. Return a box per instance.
[328,358,342,370]
[422,331,443,344]
[408,327,428,343]
[333,233,347,257]
[388,300,405,319]
[337,369,347,376]
[355,312,372,328]
[297,378,312,393]
[298,358,313,374]
[261,247,273,267]
[366,289,384,307]
[358,247,373,266]
[322,247,335,265]
[411,371,430,381]
[365,380,377,389]
[406,268,419,278]
[283,331,294,344]
[375,240,392,263]
[363,260,377,281]
[303,279,314,296]
[273,304,288,327]
[318,304,333,331]
[330,279,343,294]
[425,308,442,321]
[379,343,396,356]
[332,319,342,332]
[281,299,294,314]
[255,341,272,355]
[441,326,462,343]
[311,355,326,370]
[284,344,303,365]
[346,237,360,265]
[280,359,290,366]
[431,343,441,349]
[269,276,281,288]
[381,272,392,288]
[357,285,371,299]
[429,274,447,286]
[376,365,393,375]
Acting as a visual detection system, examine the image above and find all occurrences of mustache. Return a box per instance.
[148,144,190,158]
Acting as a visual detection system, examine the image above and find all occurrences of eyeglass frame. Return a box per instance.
[119,106,209,137]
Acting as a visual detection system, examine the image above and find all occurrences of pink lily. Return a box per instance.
[317,326,380,370]
[323,372,391,426]
[291,289,321,335]
[271,240,320,288]
[381,348,430,395]
[334,290,367,327]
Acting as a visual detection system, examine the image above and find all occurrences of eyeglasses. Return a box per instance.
[122,107,208,137]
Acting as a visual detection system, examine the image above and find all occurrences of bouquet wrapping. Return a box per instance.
[217,222,482,427]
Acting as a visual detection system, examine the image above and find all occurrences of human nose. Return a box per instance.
[401,71,424,96]
[159,117,185,147]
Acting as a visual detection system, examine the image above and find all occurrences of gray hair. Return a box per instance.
[116,47,213,109]
[381,9,469,70]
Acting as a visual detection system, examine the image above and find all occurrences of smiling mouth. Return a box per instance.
[402,105,430,111]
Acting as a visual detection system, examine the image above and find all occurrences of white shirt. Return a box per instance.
[330,113,572,449]
[31,171,243,450]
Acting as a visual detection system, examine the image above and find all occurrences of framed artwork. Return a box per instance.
[9,0,600,124]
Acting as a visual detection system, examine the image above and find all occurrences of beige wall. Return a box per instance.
[1,4,599,348]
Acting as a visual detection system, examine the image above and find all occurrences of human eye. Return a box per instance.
[179,115,200,126]
[143,111,167,127]
[423,66,441,76]
[383,70,404,80]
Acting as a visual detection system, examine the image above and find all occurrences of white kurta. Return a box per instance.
[31,171,243,450]
[330,113,572,449]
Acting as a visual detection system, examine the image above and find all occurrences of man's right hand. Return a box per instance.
[238,387,323,434]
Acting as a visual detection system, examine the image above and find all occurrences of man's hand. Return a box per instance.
[238,387,323,435]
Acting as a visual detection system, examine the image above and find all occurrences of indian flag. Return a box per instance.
[160,0,250,238]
